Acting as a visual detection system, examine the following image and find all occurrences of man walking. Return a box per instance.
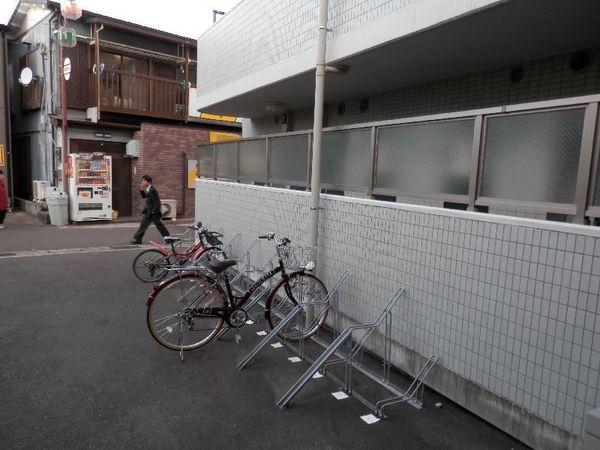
[131,175,170,244]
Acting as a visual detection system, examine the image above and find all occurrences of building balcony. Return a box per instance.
[90,70,188,121]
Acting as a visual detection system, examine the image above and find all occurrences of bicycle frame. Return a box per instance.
[149,239,204,259]
[175,257,293,320]
[227,261,287,309]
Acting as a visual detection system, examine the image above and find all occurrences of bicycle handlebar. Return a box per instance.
[258,233,290,246]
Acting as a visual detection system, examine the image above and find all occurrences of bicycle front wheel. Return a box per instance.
[265,272,328,341]
[146,273,226,351]
[132,249,171,282]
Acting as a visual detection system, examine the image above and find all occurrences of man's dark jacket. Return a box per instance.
[140,186,161,216]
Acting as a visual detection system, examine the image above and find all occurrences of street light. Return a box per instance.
[213,10,225,23]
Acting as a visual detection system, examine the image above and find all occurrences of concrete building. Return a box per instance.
[6,0,239,220]
[193,1,600,449]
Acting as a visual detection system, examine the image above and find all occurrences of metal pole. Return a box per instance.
[58,17,68,191]
[308,0,328,249]
[2,30,14,207]
[94,24,101,116]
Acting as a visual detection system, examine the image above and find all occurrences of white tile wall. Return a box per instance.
[196,0,425,96]
[196,179,600,441]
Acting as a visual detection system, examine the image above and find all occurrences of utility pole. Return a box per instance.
[308,0,329,250]
[58,15,68,192]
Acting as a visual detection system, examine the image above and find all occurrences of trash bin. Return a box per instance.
[45,187,69,226]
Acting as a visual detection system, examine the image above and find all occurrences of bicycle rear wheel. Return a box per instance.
[265,272,328,341]
[132,249,171,282]
[146,273,226,351]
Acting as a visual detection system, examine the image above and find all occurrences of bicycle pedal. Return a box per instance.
[235,333,242,344]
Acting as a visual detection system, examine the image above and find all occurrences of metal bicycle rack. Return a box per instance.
[189,232,239,269]
[263,286,439,419]
[237,270,348,370]
[215,238,279,340]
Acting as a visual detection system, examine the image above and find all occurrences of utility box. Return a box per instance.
[32,180,51,201]
[161,199,177,220]
[126,140,139,158]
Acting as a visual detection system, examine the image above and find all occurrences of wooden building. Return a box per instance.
[6,0,239,219]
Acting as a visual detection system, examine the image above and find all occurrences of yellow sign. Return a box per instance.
[0,144,4,166]
[188,159,198,189]
[201,113,238,123]
[209,131,241,143]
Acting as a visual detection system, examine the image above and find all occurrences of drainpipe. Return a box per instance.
[3,30,14,208]
[308,0,329,250]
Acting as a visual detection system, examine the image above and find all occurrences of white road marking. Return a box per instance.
[332,391,349,400]
[0,245,151,259]
[360,414,380,424]
[271,342,283,348]
[288,356,302,363]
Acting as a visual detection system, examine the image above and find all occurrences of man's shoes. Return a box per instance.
[130,239,142,245]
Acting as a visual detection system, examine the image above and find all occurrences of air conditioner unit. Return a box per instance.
[125,139,139,158]
[33,180,51,201]
[160,199,177,220]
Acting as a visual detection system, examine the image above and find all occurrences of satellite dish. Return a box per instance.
[63,57,72,81]
[19,67,33,86]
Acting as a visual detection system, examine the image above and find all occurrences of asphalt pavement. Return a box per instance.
[0,211,529,449]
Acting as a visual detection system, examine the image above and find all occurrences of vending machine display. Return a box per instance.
[67,153,112,221]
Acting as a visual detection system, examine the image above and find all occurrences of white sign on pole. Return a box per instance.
[63,57,72,81]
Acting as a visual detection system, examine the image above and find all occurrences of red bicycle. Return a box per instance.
[132,222,224,282]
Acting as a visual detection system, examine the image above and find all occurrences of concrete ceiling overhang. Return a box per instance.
[201,0,600,118]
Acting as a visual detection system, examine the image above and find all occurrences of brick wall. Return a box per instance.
[132,123,209,219]
[196,179,600,450]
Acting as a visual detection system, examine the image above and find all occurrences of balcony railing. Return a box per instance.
[91,70,188,120]
[197,94,600,225]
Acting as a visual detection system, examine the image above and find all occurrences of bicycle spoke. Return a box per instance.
[266,273,329,341]
[147,275,226,351]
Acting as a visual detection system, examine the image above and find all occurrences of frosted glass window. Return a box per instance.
[481,109,584,204]
[322,129,371,189]
[216,142,237,178]
[197,145,214,176]
[594,157,600,206]
[239,139,266,180]
[270,134,308,183]
[376,120,474,195]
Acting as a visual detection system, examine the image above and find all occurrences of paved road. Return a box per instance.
[0,213,529,449]
[0,211,191,253]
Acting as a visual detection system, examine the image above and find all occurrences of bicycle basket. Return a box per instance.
[204,231,223,247]
[280,245,317,271]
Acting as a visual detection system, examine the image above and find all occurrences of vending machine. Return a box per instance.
[67,153,112,222]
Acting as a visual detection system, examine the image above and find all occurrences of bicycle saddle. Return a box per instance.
[163,236,182,243]
[208,259,237,273]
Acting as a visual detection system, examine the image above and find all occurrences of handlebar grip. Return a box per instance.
[258,235,270,239]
